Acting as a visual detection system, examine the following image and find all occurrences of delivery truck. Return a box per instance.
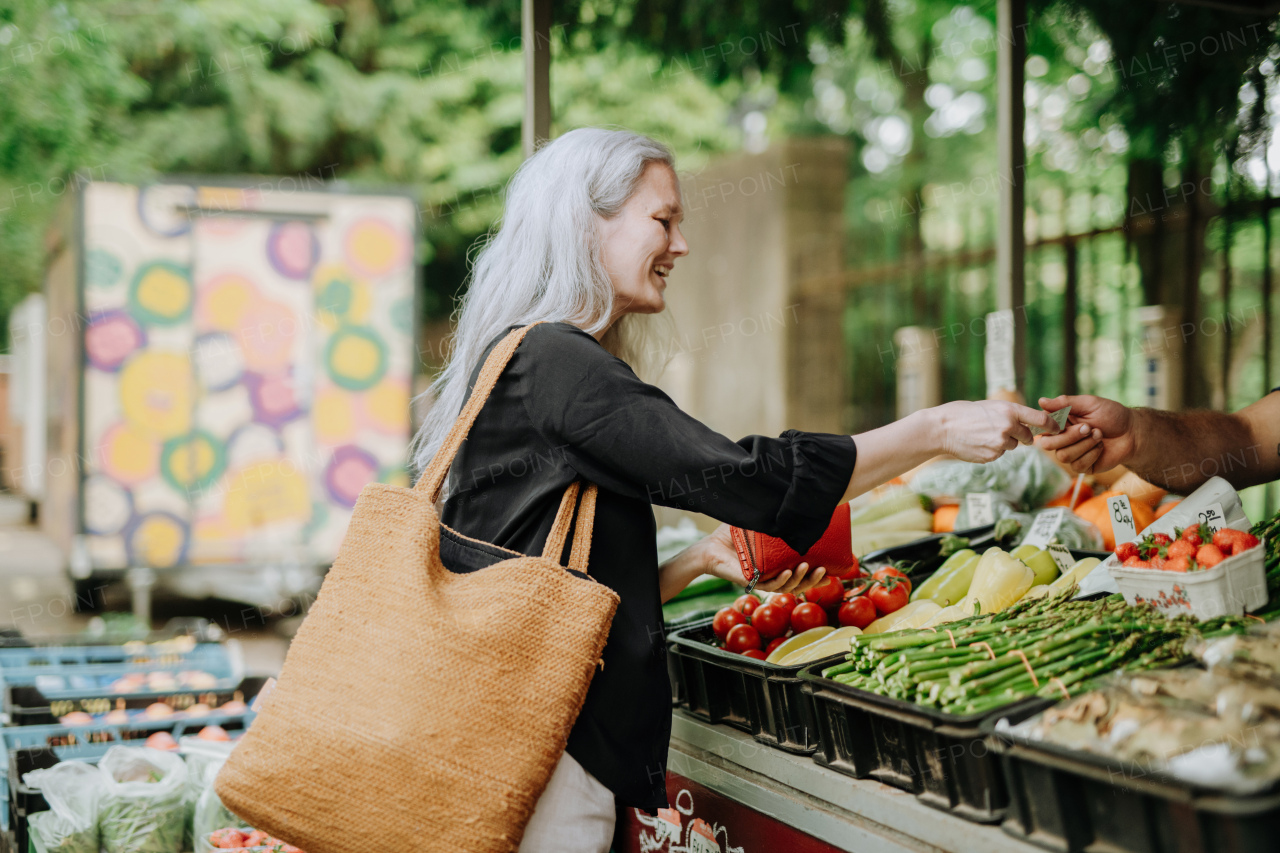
[20,177,419,610]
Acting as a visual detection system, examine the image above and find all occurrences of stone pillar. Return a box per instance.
[656,137,849,441]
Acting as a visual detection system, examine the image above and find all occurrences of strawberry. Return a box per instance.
[1152,533,1173,548]
[1123,556,1152,568]
[1116,542,1140,561]
[1164,555,1191,572]
[1212,529,1237,556]
[1150,555,1167,570]
[1166,538,1196,561]
[1196,544,1226,567]
[1214,529,1260,556]
[1182,524,1210,547]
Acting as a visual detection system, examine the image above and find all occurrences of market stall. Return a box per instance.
[616,711,1039,853]
[646,464,1280,853]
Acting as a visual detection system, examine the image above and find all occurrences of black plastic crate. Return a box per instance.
[799,661,1051,824]
[666,639,685,708]
[667,620,848,754]
[985,702,1280,853]
[3,676,267,727]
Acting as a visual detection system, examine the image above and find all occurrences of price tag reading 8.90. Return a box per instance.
[1107,494,1138,546]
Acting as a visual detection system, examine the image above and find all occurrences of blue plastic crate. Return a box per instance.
[0,645,237,696]
[0,642,228,670]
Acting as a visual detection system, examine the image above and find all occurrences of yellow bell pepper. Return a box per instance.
[911,549,975,602]
[962,548,1033,615]
[1046,557,1102,595]
[863,600,942,635]
[1020,584,1051,601]
[925,553,980,606]
[1022,549,1061,587]
[921,603,967,628]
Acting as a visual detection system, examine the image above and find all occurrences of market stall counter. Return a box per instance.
[614,709,1041,853]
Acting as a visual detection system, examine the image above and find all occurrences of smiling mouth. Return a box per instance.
[653,264,672,278]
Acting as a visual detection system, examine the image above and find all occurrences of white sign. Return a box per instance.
[1196,502,1227,535]
[965,492,995,527]
[984,309,1017,394]
[1108,494,1138,546]
[1048,543,1075,573]
[1023,508,1066,549]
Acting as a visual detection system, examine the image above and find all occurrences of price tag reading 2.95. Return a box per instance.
[1107,494,1138,546]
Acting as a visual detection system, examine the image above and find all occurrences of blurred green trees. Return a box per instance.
[0,0,739,332]
[1,0,1276,359]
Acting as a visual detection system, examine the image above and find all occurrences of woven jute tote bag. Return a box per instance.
[216,324,621,853]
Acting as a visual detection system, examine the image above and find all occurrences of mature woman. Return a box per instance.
[413,127,1057,852]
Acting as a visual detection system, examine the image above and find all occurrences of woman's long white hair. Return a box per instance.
[411,127,676,476]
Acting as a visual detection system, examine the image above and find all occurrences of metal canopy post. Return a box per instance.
[996,0,1028,393]
[522,0,552,158]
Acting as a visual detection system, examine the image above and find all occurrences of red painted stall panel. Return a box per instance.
[615,772,846,853]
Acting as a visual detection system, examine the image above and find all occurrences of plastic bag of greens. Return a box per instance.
[190,756,251,850]
[952,496,1022,531]
[22,761,103,853]
[181,739,238,850]
[910,445,1071,511]
[1010,508,1104,550]
[98,746,188,853]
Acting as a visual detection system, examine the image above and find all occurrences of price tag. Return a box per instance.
[966,492,995,527]
[1023,507,1066,549]
[1048,543,1075,573]
[984,309,1017,394]
[1196,502,1227,534]
[1108,494,1138,545]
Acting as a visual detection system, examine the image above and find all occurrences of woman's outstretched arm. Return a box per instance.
[843,400,1063,501]
[659,400,1064,601]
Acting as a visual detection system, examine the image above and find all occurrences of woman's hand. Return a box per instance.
[931,400,1062,463]
[698,524,828,595]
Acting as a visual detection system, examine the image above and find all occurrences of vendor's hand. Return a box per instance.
[700,524,828,595]
[933,400,1060,463]
[1036,395,1134,474]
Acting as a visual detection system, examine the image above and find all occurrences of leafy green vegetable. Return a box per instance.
[98,747,188,853]
[26,810,98,853]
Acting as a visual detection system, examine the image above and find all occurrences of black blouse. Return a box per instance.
[440,322,858,809]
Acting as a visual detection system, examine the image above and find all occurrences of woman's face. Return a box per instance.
[598,162,688,322]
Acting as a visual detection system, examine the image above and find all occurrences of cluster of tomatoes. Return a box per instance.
[710,566,914,658]
[1117,524,1260,573]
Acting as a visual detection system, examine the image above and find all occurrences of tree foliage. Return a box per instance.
[0,0,739,330]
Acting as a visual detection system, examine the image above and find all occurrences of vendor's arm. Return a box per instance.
[1037,392,1280,491]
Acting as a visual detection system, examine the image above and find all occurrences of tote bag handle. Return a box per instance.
[416,323,596,571]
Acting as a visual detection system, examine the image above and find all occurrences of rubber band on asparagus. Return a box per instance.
[1011,649,1039,687]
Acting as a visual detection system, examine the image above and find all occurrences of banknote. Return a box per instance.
[1030,405,1071,436]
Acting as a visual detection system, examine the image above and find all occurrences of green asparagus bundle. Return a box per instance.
[818,587,1250,716]
[1252,511,1280,617]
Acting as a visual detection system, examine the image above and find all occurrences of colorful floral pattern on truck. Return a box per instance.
[79,181,416,570]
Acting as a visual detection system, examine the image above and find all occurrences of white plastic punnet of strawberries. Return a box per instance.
[1116,524,1261,572]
